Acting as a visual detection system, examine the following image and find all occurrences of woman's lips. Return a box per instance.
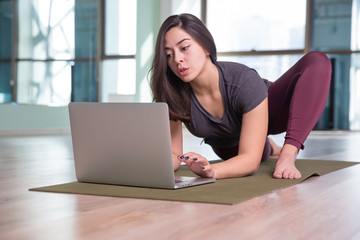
[178,67,189,76]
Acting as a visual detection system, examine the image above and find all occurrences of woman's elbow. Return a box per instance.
[231,156,261,177]
[231,163,259,178]
[248,165,260,175]
[244,161,261,176]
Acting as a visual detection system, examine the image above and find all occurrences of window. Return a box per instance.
[350,0,360,129]
[207,0,307,52]
[218,55,301,81]
[17,61,72,105]
[350,53,360,129]
[102,0,137,102]
[205,0,307,80]
[166,0,359,130]
[352,0,360,51]
[18,0,75,60]
[105,0,136,55]
[171,0,202,17]
[0,0,12,103]
[1,0,359,129]
[17,0,96,105]
[2,0,137,106]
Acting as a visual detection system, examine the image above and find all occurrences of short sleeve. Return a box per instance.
[231,69,268,114]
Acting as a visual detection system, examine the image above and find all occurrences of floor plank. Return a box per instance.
[0,130,359,239]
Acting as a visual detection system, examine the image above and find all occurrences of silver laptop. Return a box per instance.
[68,102,215,189]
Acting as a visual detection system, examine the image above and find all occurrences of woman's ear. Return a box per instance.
[204,49,210,57]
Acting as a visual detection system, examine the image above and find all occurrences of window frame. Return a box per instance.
[8,0,137,104]
[199,0,360,130]
[99,0,137,101]
[201,0,360,57]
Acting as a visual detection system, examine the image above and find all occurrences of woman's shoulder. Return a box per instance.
[216,61,251,73]
[216,61,262,85]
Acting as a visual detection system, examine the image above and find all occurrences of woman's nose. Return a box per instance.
[174,52,183,63]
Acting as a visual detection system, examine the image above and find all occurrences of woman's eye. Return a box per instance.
[166,52,173,58]
[182,45,190,51]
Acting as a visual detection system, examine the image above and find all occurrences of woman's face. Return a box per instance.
[165,27,210,83]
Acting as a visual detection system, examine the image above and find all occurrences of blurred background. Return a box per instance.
[0,0,359,132]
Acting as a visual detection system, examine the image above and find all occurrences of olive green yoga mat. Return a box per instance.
[30,159,358,205]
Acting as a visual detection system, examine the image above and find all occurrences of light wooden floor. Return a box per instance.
[1,130,360,240]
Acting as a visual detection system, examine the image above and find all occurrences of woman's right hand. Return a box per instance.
[178,152,214,178]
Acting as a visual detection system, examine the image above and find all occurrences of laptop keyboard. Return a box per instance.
[175,179,186,183]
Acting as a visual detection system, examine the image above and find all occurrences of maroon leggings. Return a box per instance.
[212,51,332,161]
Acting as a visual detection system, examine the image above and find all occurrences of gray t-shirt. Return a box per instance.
[184,61,270,148]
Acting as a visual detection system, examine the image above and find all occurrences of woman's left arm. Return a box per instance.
[211,97,269,179]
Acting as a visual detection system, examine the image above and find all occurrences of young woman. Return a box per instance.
[150,13,332,179]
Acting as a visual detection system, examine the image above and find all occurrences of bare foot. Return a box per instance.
[268,137,281,157]
[273,144,302,179]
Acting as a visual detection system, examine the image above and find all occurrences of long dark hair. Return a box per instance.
[150,13,217,122]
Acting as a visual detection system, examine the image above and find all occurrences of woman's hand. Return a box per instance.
[178,152,214,178]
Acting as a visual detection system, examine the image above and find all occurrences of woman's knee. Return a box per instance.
[299,51,332,88]
[261,137,272,162]
[303,51,332,74]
